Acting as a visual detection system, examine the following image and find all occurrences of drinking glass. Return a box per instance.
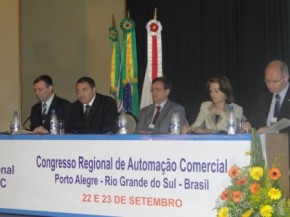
[58,120,65,134]
[236,118,244,134]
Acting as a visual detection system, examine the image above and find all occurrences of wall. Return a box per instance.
[0,0,20,132]
[21,0,125,122]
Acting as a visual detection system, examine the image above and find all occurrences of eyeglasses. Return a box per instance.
[150,88,165,92]
[264,76,284,85]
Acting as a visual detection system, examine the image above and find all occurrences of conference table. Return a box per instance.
[0,133,288,217]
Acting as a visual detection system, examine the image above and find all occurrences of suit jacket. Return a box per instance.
[191,101,243,133]
[248,86,290,134]
[70,93,118,134]
[135,100,187,134]
[30,95,72,132]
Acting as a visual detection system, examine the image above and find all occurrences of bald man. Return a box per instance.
[244,60,290,134]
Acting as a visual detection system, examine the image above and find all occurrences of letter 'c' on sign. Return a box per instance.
[0,179,6,188]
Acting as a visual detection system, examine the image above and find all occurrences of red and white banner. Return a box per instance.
[140,20,163,109]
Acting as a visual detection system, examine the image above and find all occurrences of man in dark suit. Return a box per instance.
[245,60,290,133]
[135,77,187,134]
[30,75,71,133]
[70,76,118,134]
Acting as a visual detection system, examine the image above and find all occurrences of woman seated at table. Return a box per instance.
[182,74,244,134]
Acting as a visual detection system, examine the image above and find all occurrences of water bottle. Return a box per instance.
[170,107,180,134]
[11,111,20,133]
[118,111,128,134]
[227,105,236,135]
[50,109,58,135]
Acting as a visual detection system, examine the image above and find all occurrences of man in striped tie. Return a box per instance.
[30,75,72,133]
[244,60,290,134]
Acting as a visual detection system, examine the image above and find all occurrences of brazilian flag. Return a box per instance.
[109,20,121,101]
[118,17,139,118]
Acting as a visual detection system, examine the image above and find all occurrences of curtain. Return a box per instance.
[126,0,290,123]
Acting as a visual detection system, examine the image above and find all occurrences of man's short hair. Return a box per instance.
[76,77,96,88]
[152,77,172,90]
[33,75,53,87]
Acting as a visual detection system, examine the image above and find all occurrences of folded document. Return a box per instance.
[264,118,290,133]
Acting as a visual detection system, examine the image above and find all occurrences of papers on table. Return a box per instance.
[264,118,290,133]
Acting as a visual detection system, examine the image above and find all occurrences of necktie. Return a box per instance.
[152,106,161,125]
[84,105,91,122]
[42,103,47,124]
[274,94,281,117]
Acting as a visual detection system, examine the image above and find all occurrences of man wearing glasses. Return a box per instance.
[244,60,290,133]
[135,77,187,134]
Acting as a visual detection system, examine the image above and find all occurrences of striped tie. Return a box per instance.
[274,94,281,118]
[42,103,47,124]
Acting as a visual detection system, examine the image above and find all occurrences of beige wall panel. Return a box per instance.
[0,0,20,132]
[21,0,86,122]
[85,0,125,95]
[21,0,125,123]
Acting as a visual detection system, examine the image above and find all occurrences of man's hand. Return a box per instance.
[181,125,190,134]
[257,126,269,134]
[32,126,49,134]
[243,121,252,133]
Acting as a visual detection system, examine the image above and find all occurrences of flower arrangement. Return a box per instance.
[215,130,290,217]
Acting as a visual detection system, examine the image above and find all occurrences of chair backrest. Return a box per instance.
[118,112,137,134]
